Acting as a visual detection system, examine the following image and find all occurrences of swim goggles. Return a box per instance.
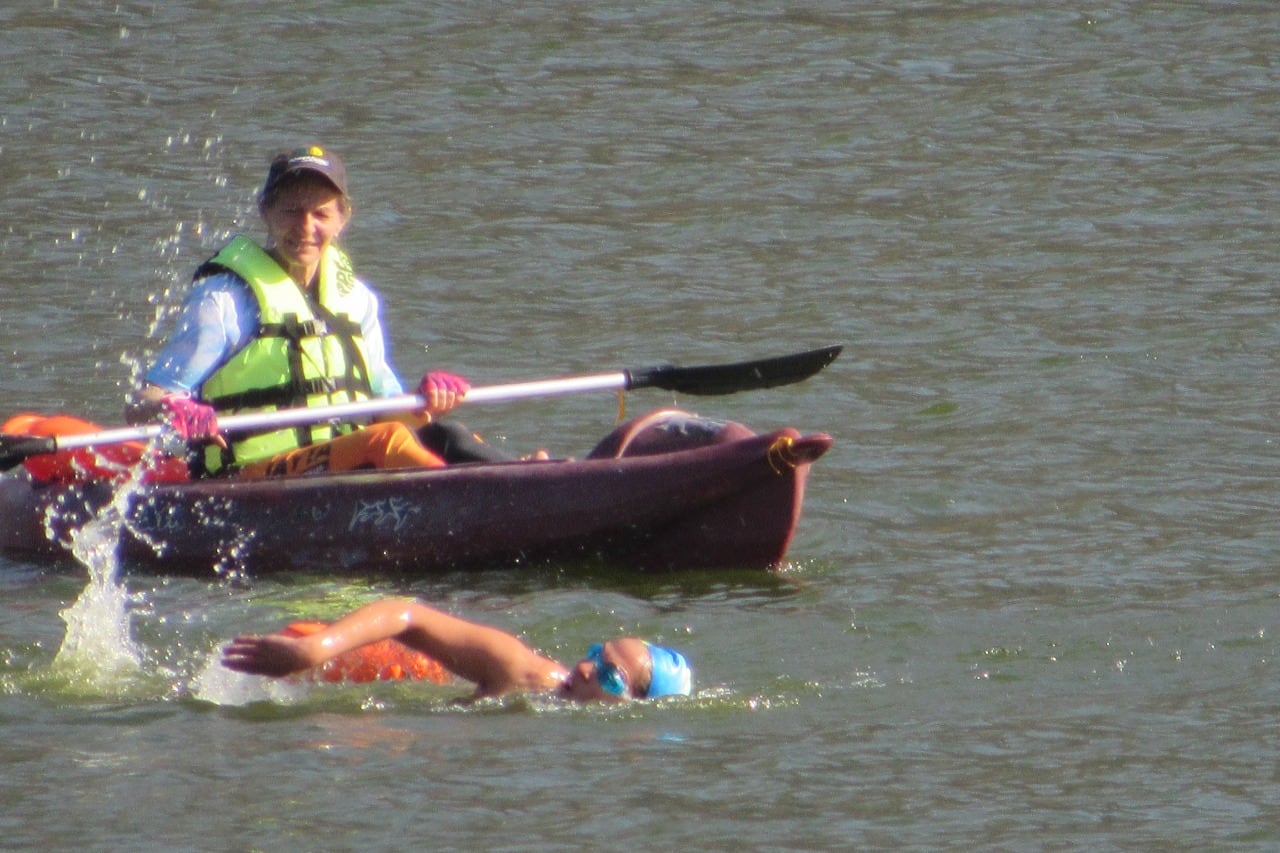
[584,643,630,697]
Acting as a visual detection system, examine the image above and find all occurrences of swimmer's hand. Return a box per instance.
[221,634,313,678]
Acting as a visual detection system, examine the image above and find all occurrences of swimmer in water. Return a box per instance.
[221,597,692,702]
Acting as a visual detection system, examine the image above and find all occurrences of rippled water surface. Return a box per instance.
[3,2,1280,849]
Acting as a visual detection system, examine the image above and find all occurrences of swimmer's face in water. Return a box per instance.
[559,638,652,703]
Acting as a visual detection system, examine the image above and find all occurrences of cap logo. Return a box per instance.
[289,148,331,169]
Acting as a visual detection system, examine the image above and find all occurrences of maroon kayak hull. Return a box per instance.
[0,413,831,575]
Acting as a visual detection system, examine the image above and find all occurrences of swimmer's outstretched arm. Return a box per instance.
[221,598,565,698]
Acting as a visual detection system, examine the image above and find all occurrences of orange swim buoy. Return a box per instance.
[1,413,189,484]
[281,621,451,684]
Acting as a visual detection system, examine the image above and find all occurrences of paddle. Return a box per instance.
[0,344,841,471]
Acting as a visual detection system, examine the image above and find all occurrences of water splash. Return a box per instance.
[190,649,309,707]
[46,457,149,689]
[54,515,143,684]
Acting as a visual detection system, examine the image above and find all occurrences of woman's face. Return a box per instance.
[560,638,651,703]
[260,176,349,277]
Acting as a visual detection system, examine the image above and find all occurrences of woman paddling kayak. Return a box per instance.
[126,145,510,477]
[222,597,693,703]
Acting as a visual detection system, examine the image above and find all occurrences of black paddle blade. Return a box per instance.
[627,344,842,396]
[0,434,59,472]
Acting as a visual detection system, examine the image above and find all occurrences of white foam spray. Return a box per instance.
[47,457,147,687]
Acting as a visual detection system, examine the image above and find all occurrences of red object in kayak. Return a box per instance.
[0,410,832,575]
[281,621,450,684]
[1,414,189,485]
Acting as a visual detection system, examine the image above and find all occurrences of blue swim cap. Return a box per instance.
[644,642,692,698]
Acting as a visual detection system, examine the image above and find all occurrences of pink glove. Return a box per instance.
[160,394,225,446]
[417,370,470,413]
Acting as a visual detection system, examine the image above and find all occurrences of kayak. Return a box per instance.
[0,409,832,575]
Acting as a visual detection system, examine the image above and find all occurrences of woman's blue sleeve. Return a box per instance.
[144,274,253,393]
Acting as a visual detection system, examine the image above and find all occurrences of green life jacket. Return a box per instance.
[195,236,375,474]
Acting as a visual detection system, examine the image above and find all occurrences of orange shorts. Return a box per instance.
[238,421,445,479]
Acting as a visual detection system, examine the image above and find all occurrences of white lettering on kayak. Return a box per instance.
[348,497,422,533]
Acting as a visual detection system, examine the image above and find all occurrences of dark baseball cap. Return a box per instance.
[261,146,348,199]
